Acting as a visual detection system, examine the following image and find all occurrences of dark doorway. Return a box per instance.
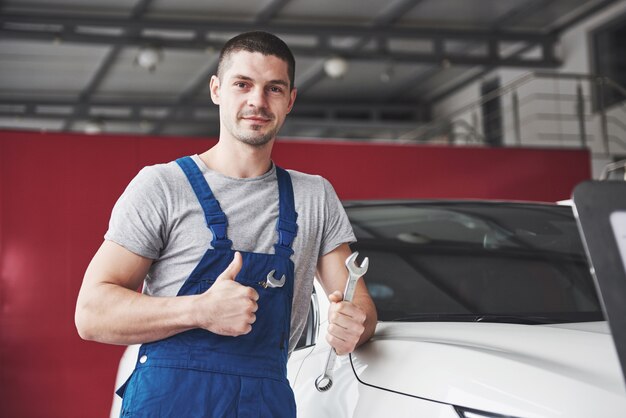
[592,12,626,110]
[481,78,503,147]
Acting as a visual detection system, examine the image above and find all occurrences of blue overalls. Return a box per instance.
[117,156,298,417]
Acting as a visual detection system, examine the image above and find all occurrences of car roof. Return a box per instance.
[342,199,562,208]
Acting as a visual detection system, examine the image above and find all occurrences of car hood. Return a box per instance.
[351,321,626,417]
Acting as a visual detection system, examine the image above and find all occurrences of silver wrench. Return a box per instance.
[315,252,369,392]
[259,270,286,288]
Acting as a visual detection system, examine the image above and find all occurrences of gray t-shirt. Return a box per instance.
[104,154,355,354]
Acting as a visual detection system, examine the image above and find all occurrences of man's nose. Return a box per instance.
[247,87,267,108]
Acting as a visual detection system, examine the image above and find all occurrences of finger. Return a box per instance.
[216,251,242,281]
[239,324,252,335]
[331,314,366,336]
[327,323,361,356]
[333,302,367,324]
[246,298,258,315]
[326,332,349,355]
[327,323,348,340]
[328,290,343,303]
[247,287,259,302]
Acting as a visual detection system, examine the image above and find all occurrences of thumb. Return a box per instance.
[328,290,344,303]
[216,251,242,281]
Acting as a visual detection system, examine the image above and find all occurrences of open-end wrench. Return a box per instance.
[315,252,369,392]
[261,270,286,288]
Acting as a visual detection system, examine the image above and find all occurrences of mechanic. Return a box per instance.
[74,31,377,417]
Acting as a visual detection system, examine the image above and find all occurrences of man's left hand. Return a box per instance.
[326,290,367,355]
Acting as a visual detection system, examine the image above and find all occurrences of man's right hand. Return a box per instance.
[76,242,260,345]
[193,251,259,336]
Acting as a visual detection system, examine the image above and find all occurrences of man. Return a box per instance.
[75,31,377,417]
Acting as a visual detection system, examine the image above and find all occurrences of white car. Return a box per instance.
[287,201,626,418]
[112,201,626,417]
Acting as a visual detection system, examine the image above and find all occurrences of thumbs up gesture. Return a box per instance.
[192,252,259,336]
[216,250,244,283]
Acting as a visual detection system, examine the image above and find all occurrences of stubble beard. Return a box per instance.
[234,124,278,147]
[231,109,280,147]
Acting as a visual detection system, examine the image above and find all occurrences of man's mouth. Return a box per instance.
[242,116,271,123]
[239,111,273,123]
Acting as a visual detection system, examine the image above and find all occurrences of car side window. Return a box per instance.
[295,287,319,350]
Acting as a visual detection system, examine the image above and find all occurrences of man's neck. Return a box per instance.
[199,139,274,179]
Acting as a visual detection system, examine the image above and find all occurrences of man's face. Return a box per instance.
[210,51,297,147]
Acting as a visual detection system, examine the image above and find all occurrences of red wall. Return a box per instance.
[0,130,590,417]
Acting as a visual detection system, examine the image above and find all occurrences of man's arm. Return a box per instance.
[316,243,377,355]
[75,241,258,345]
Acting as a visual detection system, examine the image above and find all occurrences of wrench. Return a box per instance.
[315,252,369,392]
[260,270,286,288]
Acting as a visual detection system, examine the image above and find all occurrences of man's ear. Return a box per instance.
[286,87,297,114]
[209,75,220,105]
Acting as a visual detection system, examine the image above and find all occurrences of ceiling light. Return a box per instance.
[84,120,104,135]
[323,56,348,79]
[135,46,162,72]
[380,65,394,83]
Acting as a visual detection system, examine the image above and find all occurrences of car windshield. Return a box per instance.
[346,201,603,324]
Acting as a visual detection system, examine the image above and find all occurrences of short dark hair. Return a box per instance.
[217,31,296,90]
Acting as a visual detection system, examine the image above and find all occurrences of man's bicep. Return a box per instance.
[315,243,352,296]
[83,240,153,291]
[76,241,156,342]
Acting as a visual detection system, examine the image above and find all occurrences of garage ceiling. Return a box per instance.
[0,0,619,140]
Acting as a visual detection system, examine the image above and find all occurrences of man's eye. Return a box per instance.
[269,86,283,93]
[235,82,247,88]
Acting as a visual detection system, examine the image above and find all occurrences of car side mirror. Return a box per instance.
[295,287,319,350]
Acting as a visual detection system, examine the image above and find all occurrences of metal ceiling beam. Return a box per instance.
[385,66,442,101]
[0,13,560,68]
[0,13,556,41]
[421,0,622,105]
[255,0,293,23]
[296,0,428,96]
[0,9,557,136]
[349,0,428,52]
[397,0,563,104]
[0,108,421,132]
[149,57,219,135]
[373,0,427,26]
[295,69,327,95]
[356,0,436,102]
[0,97,426,122]
[494,0,558,28]
[61,47,119,130]
[61,0,155,131]
[292,0,550,97]
[551,0,621,35]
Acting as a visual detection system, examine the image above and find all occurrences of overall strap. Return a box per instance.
[274,166,298,259]
[176,156,232,249]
